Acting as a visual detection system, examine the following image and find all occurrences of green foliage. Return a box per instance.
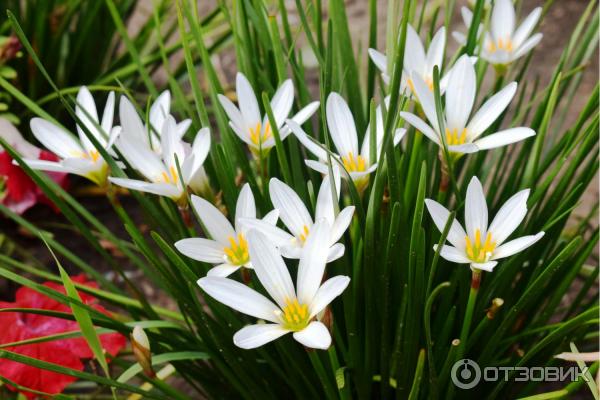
[0,0,597,399]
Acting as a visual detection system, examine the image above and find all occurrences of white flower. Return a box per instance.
[119,91,191,153]
[453,0,543,66]
[197,221,350,349]
[109,107,210,204]
[21,87,118,186]
[239,176,354,262]
[369,25,450,92]
[400,54,536,155]
[425,176,544,272]
[175,185,278,277]
[288,93,406,192]
[218,72,319,158]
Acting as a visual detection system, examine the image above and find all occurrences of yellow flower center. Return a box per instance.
[444,128,468,146]
[342,152,367,172]
[280,299,310,331]
[249,121,272,147]
[161,165,180,185]
[488,38,513,53]
[298,225,310,244]
[407,76,434,93]
[223,233,249,266]
[465,229,496,263]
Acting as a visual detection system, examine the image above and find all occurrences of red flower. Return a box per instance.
[0,275,126,398]
[0,150,69,214]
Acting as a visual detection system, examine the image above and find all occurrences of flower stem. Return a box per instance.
[456,269,482,361]
[308,350,338,400]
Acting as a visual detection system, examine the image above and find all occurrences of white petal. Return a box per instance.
[21,159,73,174]
[237,217,293,245]
[512,7,542,49]
[404,25,427,75]
[512,33,543,61]
[149,91,171,133]
[315,177,337,224]
[424,199,467,250]
[492,232,544,260]
[161,116,186,169]
[465,176,488,238]
[197,276,280,323]
[287,119,328,159]
[445,55,476,131]
[326,93,358,157]
[435,244,471,263]
[236,72,261,128]
[296,220,331,305]
[189,128,211,176]
[269,178,313,237]
[426,27,446,73]
[410,73,439,130]
[326,243,345,262]
[461,6,473,26]
[467,82,517,139]
[75,86,101,151]
[452,31,467,46]
[471,261,498,272]
[119,96,146,143]
[270,80,294,128]
[30,118,83,159]
[491,0,515,42]
[305,159,331,175]
[400,112,440,144]
[218,94,246,133]
[61,157,103,176]
[207,264,241,277]
[247,230,296,309]
[115,134,166,182]
[293,321,331,349]
[235,184,256,231]
[191,195,236,245]
[101,91,115,138]
[262,209,279,225]
[393,128,407,146]
[368,48,388,75]
[448,143,479,154]
[176,119,192,139]
[109,178,181,198]
[280,102,320,137]
[234,324,289,349]
[175,238,225,264]
[474,127,535,150]
[488,189,530,245]
[309,276,350,318]
[330,206,354,243]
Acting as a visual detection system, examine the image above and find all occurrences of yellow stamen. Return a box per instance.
[464,229,496,263]
[223,233,249,266]
[280,298,310,331]
[249,121,272,147]
[298,225,310,244]
[488,38,513,53]
[342,152,367,172]
[444,128,469,146]
[159,165,180,184]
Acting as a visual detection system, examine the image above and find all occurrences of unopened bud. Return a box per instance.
[131,326,154,377]
[320,307,333,332]
[486,298,504,319]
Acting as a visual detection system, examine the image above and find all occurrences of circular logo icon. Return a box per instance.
[451,359,481,389]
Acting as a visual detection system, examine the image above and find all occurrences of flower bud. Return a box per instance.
[486,298,504,320]
[131,326,155,378]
